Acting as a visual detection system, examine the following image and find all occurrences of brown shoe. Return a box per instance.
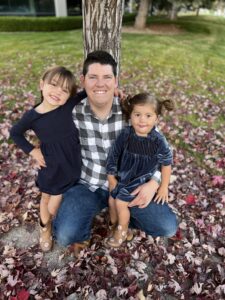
[39,219,53,252]
[107,225,134,248]
[73,240,90,258]
[108,222,133,241]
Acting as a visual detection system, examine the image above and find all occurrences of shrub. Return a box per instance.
[0,16,83,32]
[0,14,136,32]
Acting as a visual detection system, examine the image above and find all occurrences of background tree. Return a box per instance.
[134,0,152,29]
[82,0,124,74]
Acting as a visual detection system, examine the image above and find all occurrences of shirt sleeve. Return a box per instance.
[10,110,35,154]
[106,127,130,175]
[157,135,173,166]
[67,89,87,109]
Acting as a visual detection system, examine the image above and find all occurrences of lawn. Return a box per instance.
[0,16,224,299]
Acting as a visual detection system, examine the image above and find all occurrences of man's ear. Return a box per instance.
[115,77,118,89]
[80,75,85,88]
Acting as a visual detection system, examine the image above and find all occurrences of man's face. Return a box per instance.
[81,63,118,109]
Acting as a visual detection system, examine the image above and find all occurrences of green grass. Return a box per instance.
[0,16,225,89]
[1,15,224,173]
[0,16,224,123]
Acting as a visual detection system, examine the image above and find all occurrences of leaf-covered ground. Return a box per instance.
[0,59,225,300]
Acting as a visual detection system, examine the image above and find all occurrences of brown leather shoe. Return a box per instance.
[39,219,53,252]
[73,240,90,258]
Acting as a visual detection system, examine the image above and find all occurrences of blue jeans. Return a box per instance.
[53,183,178,246]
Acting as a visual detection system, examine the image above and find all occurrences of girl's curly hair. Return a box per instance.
[122,92,174,122]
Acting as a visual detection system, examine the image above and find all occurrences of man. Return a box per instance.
[53,51,177,254]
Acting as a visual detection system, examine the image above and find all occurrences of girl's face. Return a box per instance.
[130,103,158,137]
[40,75,71,108]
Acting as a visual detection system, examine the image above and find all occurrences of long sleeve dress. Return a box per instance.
[106,126,173,202]
[10,92,85,195]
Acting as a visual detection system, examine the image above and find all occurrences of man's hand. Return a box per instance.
[114,88,127,101]
[154,185,169,205]
[29,148,46,169]
[128,179,159,209]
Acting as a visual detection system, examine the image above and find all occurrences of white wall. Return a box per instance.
[54,0,67,17]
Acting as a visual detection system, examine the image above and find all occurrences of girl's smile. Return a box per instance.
[130,104,158,137]
[40,75,70,111]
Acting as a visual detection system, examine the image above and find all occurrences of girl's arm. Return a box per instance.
[10,111,46,168]
[107,174,118,192]
[10,110,35,154]
[67,90,87,109]
[106,127,129,176]
[129,134,172,208]
[154,134,173,204]
[154,165,171,204]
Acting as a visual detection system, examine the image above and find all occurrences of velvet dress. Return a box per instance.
[106,126,173,202]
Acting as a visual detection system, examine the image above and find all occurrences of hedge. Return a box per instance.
[0,14,136,32]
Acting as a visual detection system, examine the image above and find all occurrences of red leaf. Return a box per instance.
[185,194,196,205]
[175,228,182,240]
[18,289,30,300]
[10,289,30,300]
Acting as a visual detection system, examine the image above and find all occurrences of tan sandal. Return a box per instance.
[108,222,133,241]
[39,220,53,252]
[107,225,134,248]
[108,222,117,238]
[73,240,90,258]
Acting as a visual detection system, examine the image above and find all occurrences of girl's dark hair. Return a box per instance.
[122,92,174,122]
[41,66,77,100]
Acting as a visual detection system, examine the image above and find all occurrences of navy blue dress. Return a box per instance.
[106,126,173,202]
[10,92,85,195]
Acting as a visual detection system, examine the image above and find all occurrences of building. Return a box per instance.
[0,0,82,17]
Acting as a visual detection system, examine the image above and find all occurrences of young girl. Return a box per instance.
[106,93,174,247]
[10,66,82,252]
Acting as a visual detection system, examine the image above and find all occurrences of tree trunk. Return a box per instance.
[196,7,200,16]
[82,0,124,74]
[134,0,151,30]
[169,3,178,20]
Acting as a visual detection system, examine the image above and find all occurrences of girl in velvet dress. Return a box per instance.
[106,93,174,247]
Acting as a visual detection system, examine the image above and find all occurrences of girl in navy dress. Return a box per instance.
[10,66,82,252]
[106,93,174,247]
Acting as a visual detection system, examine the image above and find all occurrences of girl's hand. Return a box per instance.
[29,148,46,169]
[107,175,118,192]
[154,186,169,205]
[128,179,159,209]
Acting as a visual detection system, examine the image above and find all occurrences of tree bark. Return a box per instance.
[82,0,124,74]
[169,3,178,20]
[134,0,151,30]
[196,7,200,16]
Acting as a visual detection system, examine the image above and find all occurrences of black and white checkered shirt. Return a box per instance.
[73,97,126,191]
[73,97,161,192]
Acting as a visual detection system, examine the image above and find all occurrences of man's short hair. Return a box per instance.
[82,50,117,77]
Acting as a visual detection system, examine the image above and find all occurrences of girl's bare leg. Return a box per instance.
[116,199,130,228]
[108,196,118,225]
[39,192,54,252]
[40,192,51,225]
[48,194,62,217]
[107,199,133,247]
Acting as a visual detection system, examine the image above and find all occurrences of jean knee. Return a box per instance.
[160,218,178,237]
[53,222,78,246]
